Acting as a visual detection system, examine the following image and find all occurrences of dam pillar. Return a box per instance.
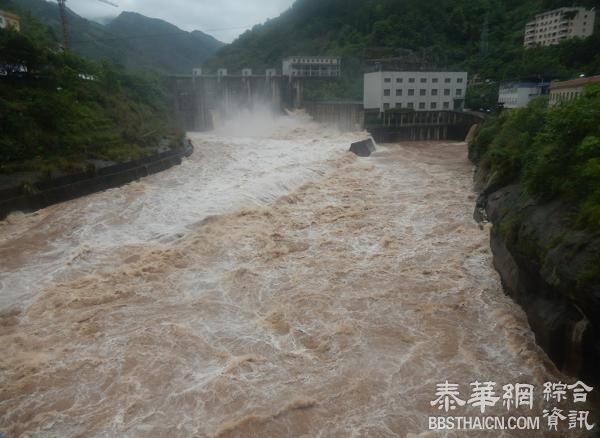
[292,79,304,109]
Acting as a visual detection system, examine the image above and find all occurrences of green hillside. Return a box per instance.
[206,0,600,101]
[0,13,182,180]
[0,0,224,74]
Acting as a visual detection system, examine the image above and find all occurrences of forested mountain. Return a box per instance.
[206,0,600,101]
[0,0,224,74]
[104,12,223,73]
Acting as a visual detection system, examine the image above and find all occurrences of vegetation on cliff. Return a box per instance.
[469,85,600,230]
[470,92,600,384]
[0,15,182,180]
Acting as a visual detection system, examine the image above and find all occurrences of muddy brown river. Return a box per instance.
[0,113,586,436]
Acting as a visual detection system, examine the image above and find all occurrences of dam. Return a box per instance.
[166,68,482,140]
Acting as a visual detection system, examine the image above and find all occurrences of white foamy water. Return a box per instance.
[0,113,583,437]
[0,111,357,312]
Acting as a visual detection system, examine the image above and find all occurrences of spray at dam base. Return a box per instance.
[0,110,590,436]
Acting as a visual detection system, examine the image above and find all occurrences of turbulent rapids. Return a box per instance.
[0,112,573,436]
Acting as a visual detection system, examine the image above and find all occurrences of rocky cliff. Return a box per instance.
[475,179,600,387]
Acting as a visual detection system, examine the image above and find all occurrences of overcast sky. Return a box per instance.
[64,0,296,43]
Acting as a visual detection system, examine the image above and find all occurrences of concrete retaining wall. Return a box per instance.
[365,110,483,142]
[0,146,192,220]
[303,101,364,132]
[367,124,474,142]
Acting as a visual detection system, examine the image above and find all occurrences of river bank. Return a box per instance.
[0,142,192,220]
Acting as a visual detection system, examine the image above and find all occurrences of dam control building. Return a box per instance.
[282,56,341,78]
[363,70,468,113]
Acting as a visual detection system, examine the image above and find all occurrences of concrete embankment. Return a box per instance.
[303,101,365,132]
[301,103,482,142]
[0,145,193,220]
[366,110,482,142]
[475,179,600,388]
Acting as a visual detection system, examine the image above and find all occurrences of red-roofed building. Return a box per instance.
[549,75,600,105]
[0,10,20,32]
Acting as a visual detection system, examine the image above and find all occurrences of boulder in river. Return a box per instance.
[350,139,376,157]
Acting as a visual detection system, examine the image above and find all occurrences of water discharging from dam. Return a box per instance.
[0,111,580,436]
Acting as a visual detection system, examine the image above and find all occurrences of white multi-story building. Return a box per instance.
[498,82,548,108]
[363,71,468,112]
[282,56,341,78]
[524,7,595,48]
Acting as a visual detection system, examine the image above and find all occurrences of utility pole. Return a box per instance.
[58,0,69,51]
[57,0,118,52]
[480,13,490,59]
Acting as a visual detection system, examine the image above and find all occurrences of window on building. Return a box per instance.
[396,78,403,83]
[396,89,402,96]
[445,78,451,83]
[408,89,415,96]
[457,78,464,83]
[444,89,451,95]
[431,89,438,96]
[396,103,402,108]
[420,89,426,96]
[456,89,463,96]
[420,78,427,83]
[383,103,390,110]
[407,102,414,109]
[432,78,439,83]
[443,102,450,109]
[409,78,415,83]
[384,78,391,83]
[384,89,391,96]
[419,102,426,109]
[431,102,437,109]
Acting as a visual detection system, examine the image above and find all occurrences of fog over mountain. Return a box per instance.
[55,0,296,43]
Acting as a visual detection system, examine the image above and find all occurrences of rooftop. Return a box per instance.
[550,75,600,90]
[364,70,467,75]
[500,82,549,88]
[0,9,20,19]
[534,7,590,18]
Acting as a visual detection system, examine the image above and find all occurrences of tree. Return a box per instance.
[0,29,44,75]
